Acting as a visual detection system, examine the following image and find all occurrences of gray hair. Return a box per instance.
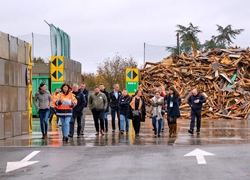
[73,83,79,88]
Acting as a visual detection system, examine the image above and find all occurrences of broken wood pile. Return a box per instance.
[140,47,250,120]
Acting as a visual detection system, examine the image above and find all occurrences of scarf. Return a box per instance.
[152,97,163,120]
[130,96,142,111]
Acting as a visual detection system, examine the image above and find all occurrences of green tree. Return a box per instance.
[97,55,138,90]
[203,36,226,50]
[214,25,244,46]
[81,72,97,91]
[33,57,45,63]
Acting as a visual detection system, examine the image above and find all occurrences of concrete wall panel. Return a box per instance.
[16,63,22,87]
[0,59,5,85]
[21,64,28,87]
[9,36,18,62]
[9,87,18,112]
[8,61,15,86]
[18,87,27,111]
[17,40,26,64]
[12,112,22,136]
[1,86,10,112]
[0,113,4,139]
[4,60,10,85]
[0,32,10,60]
[21,111,28,134]
[4,112,13,138]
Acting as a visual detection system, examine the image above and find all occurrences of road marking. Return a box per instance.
[184,148,214,164]
[6,151,40,173]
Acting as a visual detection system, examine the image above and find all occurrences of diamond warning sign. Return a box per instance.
[51,69,64,81]
[126,68,139,82]
[50,56,64,69]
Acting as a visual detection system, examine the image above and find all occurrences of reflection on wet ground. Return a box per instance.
[0,116,250,147]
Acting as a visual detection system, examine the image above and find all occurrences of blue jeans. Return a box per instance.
[39,109,50,134]
[120,114,130,132]
[104,112,108,131]
[152,117,162,135]
[60,116,71,137]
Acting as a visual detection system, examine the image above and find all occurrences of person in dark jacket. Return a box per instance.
[80,82,89,135]
[99,84,110,132]
[129,90,146,136]
[187,88,206,135]
[165,86,181,137]
[109,84,122,132]
[119,89,131,134]
[69,84,86,138]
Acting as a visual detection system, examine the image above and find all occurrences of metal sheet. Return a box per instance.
[18,87,28,111]
[0,59,5,85]
[9,36,18,61]
[21,111,28,134]
[4,112,13,138]
[17,39,26,64]
[12,112,22,136]
[4,60,9,85]
[0,32,10,60]
[0,113,4,139]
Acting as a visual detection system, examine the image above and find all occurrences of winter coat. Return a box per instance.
[56,91,78,117]
[101,89,110,112]
[188,93,206,111]
[81,88,89,108]
[165,95,181,118]
[33,90,52,110]
[109,90,122,108]
[72,90,86,117]
[88,92,108,111]
[119,95,131,116]
[128,96,146,122]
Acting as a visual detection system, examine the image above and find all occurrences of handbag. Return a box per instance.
[132,110,140,117]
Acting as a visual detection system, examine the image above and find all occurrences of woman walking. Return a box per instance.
[33,83,52,139]
[166,86,181,137]
[56,83,77,142]
[129,90,146,136]
[150,91,164,137]
[119,89,131,134]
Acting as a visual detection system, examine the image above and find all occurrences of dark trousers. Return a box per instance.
[92,109,104,132]
[190,109,201,131]
[111,106,120,130]
[69,116,82,136]
[132,116,141,134]
[49,107,59,123]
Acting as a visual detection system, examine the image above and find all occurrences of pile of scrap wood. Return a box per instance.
[140,47,250,120]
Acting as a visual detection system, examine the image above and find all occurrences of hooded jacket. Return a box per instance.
[33,90,52,110]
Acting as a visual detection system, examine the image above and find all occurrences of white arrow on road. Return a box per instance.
[6,151,40,173]
[184,149,214,164]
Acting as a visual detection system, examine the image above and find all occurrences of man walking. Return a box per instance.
[69,84,86,138]
[89,85,108,135]
[80,82,89,135]
[99,84,110,132]
[109,84,122,132]
[188,88,206,135]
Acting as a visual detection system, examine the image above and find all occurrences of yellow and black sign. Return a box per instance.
[126,68,139,82]
[51,69,64,82]
[51,56,64,69]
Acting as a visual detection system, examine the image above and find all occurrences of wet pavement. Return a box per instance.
[0,115,250,147]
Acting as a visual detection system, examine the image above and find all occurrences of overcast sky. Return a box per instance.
[1,0,249,72]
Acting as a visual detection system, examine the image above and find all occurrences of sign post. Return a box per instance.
[126,68,139,95]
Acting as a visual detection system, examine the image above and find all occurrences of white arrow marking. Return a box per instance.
[6,151,40,173]
[184,148,214,164]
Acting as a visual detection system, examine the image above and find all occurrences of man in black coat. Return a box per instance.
[69,84,86,138]
[80,82,89,135]
[109,84,122,132]
[99,84,110,132]
[188,88,206,135]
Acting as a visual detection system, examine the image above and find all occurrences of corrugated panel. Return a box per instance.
[0,113,4,139]
[0,59,5,85]
[9,36,18,61]
[17,39,26,64]
[21,111,28,134]
[12,112,22,136]
[4,112,13,138]
[0,32,10,60]
[9,87,18,112]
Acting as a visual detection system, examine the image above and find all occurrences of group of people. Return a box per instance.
[33,81,206,142]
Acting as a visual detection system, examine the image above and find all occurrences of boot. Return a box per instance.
[173,124,177,137]
[169,125,173,137]
[41,133,45,139]
[44,132,48,139]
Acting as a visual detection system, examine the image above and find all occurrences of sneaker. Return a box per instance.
[188,129,194,135]
[68,134,73,138]
[136,133,140,137]
[77,135,81,138]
